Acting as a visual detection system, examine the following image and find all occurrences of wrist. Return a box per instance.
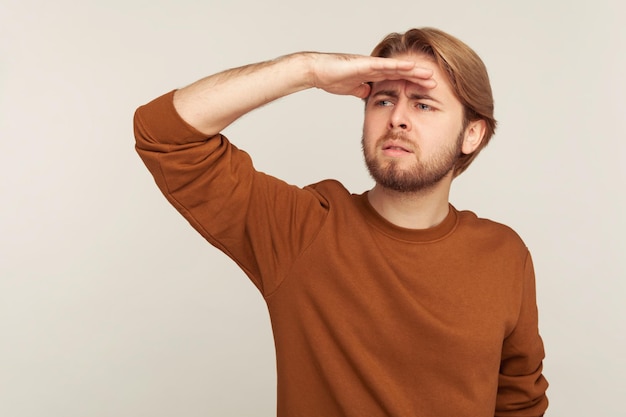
[277,52,318,90]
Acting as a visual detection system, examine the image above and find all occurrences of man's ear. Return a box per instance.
[462,119,486,155]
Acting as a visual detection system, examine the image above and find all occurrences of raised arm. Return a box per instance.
[172,52,436,136]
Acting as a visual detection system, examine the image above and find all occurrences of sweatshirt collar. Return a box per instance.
[356,192,459,243]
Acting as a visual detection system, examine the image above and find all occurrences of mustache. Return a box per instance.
[376,132,418,152]
[377,131,409,143]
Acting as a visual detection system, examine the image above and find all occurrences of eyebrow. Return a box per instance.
[371,89,442,104]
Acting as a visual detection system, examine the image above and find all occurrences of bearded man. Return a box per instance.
[134,27,548,417]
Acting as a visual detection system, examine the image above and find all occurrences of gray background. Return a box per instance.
[1,0,624,416]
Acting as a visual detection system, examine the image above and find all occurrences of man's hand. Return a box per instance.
[307,52,436,98]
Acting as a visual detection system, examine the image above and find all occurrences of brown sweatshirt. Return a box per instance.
[134,91,548,417]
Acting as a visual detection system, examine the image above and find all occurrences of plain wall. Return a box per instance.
[1,0,624,416]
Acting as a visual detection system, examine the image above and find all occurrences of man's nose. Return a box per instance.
[389,105,411,131]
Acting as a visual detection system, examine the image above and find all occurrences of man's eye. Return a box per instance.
[417,103,432,111]
[376,100,393,107]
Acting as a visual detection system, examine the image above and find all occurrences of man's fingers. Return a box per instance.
[369,58,433,77]
[364,58,436,88]
[353,83,371,99]
[365,70,437,89]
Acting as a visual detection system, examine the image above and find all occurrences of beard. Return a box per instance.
[362,129,464,193]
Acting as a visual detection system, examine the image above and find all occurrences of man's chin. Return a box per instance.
[366,162,455,194]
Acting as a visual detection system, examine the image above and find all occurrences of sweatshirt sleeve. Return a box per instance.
[495,251,549,416]
[133,91,328,295]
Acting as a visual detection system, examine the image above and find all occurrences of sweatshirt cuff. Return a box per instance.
[134,90,209,146]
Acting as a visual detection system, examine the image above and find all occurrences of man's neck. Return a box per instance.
[367,181,452,230]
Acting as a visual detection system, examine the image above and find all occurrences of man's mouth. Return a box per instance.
[384,145,411,152]
[382,140,413,155]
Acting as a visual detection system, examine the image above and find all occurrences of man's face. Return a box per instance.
[362,53,468,193]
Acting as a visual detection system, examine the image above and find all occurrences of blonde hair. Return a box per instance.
[371,28,497,176]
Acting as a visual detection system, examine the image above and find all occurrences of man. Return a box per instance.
[134,27,548,416]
